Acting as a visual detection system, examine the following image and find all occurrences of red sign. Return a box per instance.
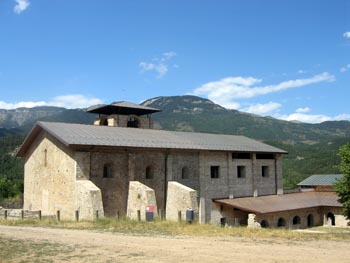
[146,205,155,212]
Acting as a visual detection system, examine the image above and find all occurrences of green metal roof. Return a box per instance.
[297,174,343,186]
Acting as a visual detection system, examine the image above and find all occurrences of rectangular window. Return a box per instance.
[232,152,251,159]
[262,166,269,178]
[256,153,274,159]
[237,166,246,178]
[210,166,220,179]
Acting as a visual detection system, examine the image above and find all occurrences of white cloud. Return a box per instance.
[297,69,306,74]
[48,95,103,108]
[14,0,30,14]
[162,51,176,60]
[139,51,177,78]
[340,64,350,73]
[296,107,311,113]
[192,72,335,109]
[278,113,332,123]
[0,94,103,110]
[343,32,350,39]
[273,108,350,123]
[241,102,282,115]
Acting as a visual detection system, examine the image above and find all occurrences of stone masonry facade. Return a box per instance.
[23,129,283,223]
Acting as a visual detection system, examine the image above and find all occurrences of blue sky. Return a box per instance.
[0,0,349,123]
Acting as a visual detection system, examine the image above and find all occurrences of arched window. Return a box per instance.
[103,164,112,178]
[327,212,335,226]
[277,217,286,227]
[307,214,314,227]
[260,220,269,228]
[146,166,153,179]
[292,216,301,225]
[182,166,189,179]
[127,117,139,128]
[100,117,108,126]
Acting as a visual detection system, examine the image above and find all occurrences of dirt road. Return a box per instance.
[0,225,349,263]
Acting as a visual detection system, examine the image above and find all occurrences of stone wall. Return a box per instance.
[166,181,198,221]
[89,151,129,217]
[321,207,349,227]
[127,181,157,220]
[210,202,249,226]
[198,152,283,224]
[93,114,153,129]
[23,132,77,220]
[256,208,322,229]
[24,132,283,223]
[75,180,104,220]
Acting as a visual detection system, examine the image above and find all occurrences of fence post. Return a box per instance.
[95,210,99,220]
[38,210,42,220]
[137,210,141,221]
[21,210,24,220]
[116,210,120,220]
[4,210,7,220]
[178,211,182,222]
[57,210,60,221]
[75,210,79,222]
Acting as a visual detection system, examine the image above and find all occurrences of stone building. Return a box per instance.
[16,101,348,227]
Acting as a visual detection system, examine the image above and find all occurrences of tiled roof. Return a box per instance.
[17,121,287,157]
[297,174,343,186]
[215,191,341,214]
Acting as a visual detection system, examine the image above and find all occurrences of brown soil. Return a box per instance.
[0,225,349,263]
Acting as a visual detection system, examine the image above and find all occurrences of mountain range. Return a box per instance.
[0,95,349,189]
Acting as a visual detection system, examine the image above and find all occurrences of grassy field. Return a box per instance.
[1,217,350,241]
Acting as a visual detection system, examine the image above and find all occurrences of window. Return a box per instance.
[127,117,139,128]
[237,166,246,178]
[256,153,274,159]
[181,166,189,179]
[307,214,314,227]
[210,166,220,179]
[277,217,286,227]
[146,166,153,179]
[292,216,301,225]
[103,164,112,178]
[44,149,47,167]
[232,152,251,159]
[327,212,335,226]
[100,117,108,126]
[262,166,269,178]
[260,220,268,228]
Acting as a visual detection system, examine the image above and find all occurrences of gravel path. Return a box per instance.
[0,225,349,263]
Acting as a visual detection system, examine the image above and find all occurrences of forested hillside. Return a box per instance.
[0,135,24,201]
[0,95,349,201]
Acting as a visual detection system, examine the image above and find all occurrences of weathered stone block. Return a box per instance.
[76,180,104,220]
[166,181,198,221]
[127,181,157,220]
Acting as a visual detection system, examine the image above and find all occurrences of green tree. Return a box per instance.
[334,143,350,220]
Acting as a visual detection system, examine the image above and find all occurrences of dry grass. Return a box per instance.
[0,235,77,263]
[1,217,350,241]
